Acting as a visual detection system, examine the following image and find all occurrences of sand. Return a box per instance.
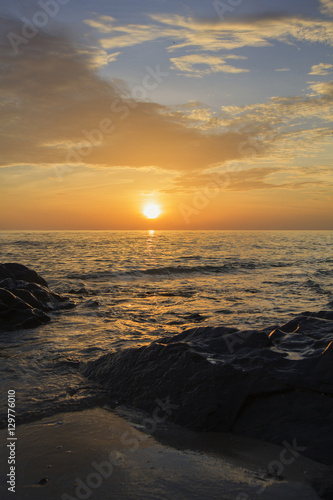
[0,407,327,500]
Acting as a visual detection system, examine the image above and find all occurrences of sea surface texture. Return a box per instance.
[0,230,332,425]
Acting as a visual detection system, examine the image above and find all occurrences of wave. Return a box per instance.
[66,260,297,281]
[6,240,44,247]
[141,262,257,275]
[305,279,332,296]
[66,262,265,280]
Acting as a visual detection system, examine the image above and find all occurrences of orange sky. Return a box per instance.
[0,1,332,229]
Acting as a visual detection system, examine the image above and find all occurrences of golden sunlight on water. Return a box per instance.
[0,230,332,445]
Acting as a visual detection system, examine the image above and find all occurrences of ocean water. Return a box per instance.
[0,230,332,425]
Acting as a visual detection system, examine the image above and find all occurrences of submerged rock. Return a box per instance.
[83,307,333,465]
[0,263,75,331]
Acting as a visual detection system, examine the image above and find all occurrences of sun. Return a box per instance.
[142,202,161,219]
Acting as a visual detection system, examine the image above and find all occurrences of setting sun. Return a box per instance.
[142,203,161,219]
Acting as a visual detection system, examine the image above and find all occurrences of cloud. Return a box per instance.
[76,48,121,68]
[0,18,331,196]
[274,68,290,72]
[0,22,259,173]
[157,101,218,130]
[85,16,172,50]
[84,15,116,33]
[169,165,332,193]
[309,80,333,95]
[170,54,249,77]
[157,13,333,49]
[82,13,333,60]
[319,0,333,16]
[215,82,333,167]
[220,87,333,127]
[309,62,333,75]
[171,167,280,193]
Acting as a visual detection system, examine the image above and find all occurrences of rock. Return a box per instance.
[1,263,48,287]
[311,469,333,499]
[0,288,51,329]
[68,287,89,296]
[38,477,49,485]
[83,299,100,308]
[182,312,206,322]
[0,263,75,331]
[82,308,333,465]
[0,264,13,281]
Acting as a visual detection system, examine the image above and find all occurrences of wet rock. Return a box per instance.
[83,307,333,465]
[0,288,51,329]
[68,287,89,296]
[182,312,206,322]
[0,263,48,287]
[82,299,100,308]
[0,263,75,331]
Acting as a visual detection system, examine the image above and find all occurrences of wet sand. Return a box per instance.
[0,407,327,500]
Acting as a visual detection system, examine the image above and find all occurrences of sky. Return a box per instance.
[0,0,332,230]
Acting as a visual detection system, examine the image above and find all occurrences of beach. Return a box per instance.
[0,407,328,500]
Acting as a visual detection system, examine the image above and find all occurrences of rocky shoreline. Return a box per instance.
[83,305,333,467]
[1,264,332,485]
[0,263,75,331]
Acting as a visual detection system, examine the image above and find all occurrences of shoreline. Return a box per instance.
[0,407,329,500]
[1,262,332,498]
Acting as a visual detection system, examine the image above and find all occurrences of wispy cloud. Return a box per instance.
[220,87,333,127]
[170,54,249,77]
[319,0,333,16]
[215,82,333,167]
[169,165,333,194]
[76,47,121,68]
[86,13,333,56]
[309,80,333,95]
[85,16,172,50]
[309,62,333,75]
[84,15,116,33]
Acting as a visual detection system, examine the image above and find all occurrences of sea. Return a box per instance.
[0,230,332,426]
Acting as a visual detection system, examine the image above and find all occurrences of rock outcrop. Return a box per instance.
[83,308,333,465]
[0,263,75,331]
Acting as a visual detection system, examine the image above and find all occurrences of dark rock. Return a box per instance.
[182,312,206,322]
[83,308,333,465]
[0,288,51,330]
[83,341,275,431]
[0,278,16,289]
[68,287,89,295]
[83,299,100,308]
[0,264,14,281]
[232,390,333,465]
[13,288,45,310]
[38,477,49,486]
[1,263,48,287]
[311,469,333,499]
[2,279,75,312]
[0,264,75,331]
